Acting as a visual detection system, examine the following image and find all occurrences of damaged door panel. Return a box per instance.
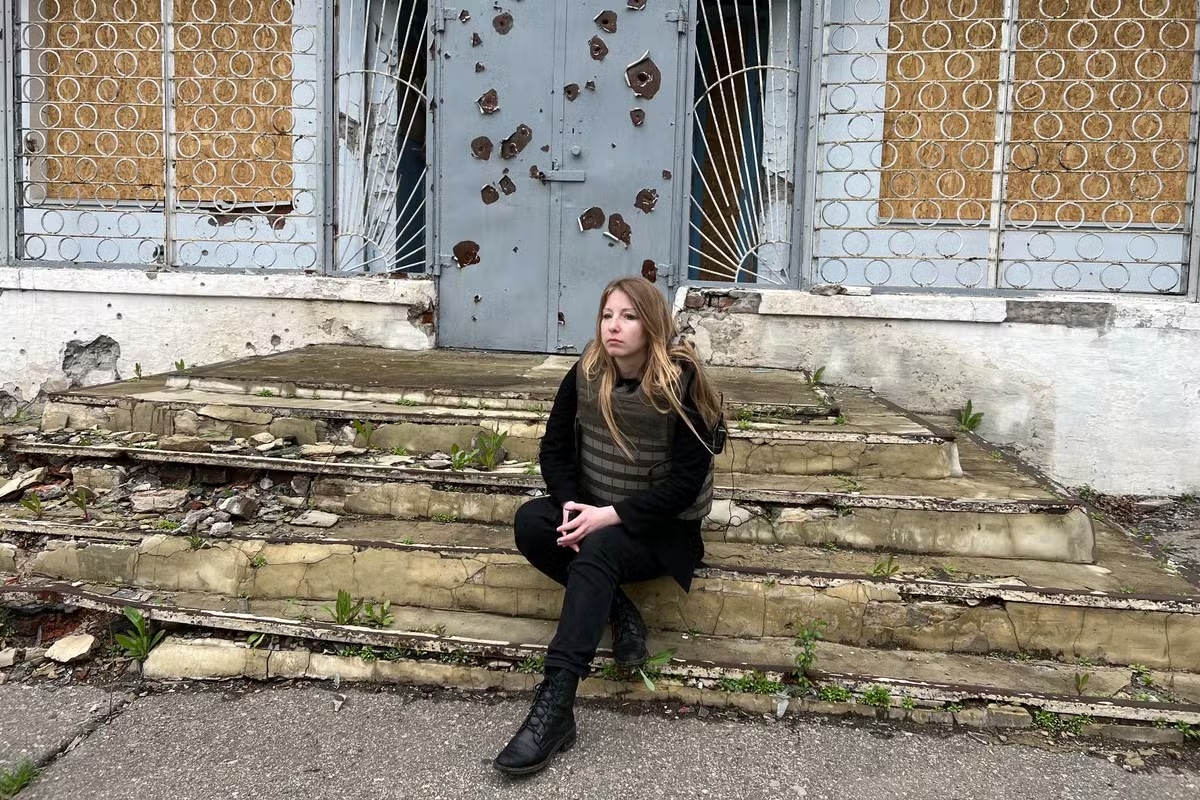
[433,0,556,351]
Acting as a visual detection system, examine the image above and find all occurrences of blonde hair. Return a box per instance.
[579,277,723,460]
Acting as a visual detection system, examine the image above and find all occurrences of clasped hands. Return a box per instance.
[556,501,620,551]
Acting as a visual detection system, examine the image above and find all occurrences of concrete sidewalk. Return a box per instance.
[2,684,1197,800]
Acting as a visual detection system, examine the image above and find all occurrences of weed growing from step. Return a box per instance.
[598,649,673,692]
[116,608,165,661]
[324,590,364,625]
[134,363,143,381]
[792,620,826,692]
[835,476,864,493]
[515,655,545,674]
[834,415,848,426]
[1033,711,1092,737]
[68,488,94,522]
[18,494,44,520]
[0,759,39,799]
[474,428,509,471]
[249,554,268,570]
[902,696,916,710]
[1176,722,1200,742]
[351,420,376,450]
[955,400,984,432]
[717,671,784,695]
[818,684,852,702]
[364,600,395,629]
[943,703,964,713]
[870,554,900,578]
[151,519,180,531]
[395,398,421,407]
[390,447,409,457]
[1131,663,1153,685]
[808,366,826,386]
[431,513,458,523]
[174,359,188,372]
[861,686,892,708]
[448,444,478,471]
[1074,671,1092,696]
[523,464,539,475]
[401,537,414,545]
[439,649,479,666]
[186,535,210,551]
[254,390,275,398]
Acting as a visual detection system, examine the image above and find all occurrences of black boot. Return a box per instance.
[609,589,649,669]
[493,668,578,776]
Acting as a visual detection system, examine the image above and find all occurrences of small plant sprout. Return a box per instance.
[1131,663,1153,685]
[818,684,852,702]
[247,632,267,649]
[1074,671,1091,696]
[249,554,268,570]
[351,419,376,450]
[0,759,40,798]
[836,475,864,493]
[902,696,916,710]
[716,671,784,695]
[186,534,210,551]
[430,512,458,523]
[19,493,44,520]
[637,649,675,692]
[448,444,478,471]
[174,359,187,372]
[737,418,751,431]
[68,487,95,522]
[395,398,421,406]
[474,427,509,471]
[516,655,545,674]
[390,447,410,457]
[808,366,826,386]
[324,589,364,625]
[870,554,901,578]
[956,400,984,432]
[364,600,395,629]
[134,363,143,380]
[255,389,275,398]
[792,620,826,692]
[401,537,415,545]
[151,519,180,531]
[861,686,892,708]
[523,463,539,476]
[834,414,848,426]
[115,607,166,661]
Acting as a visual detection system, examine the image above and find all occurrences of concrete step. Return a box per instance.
[4,432,1092,562]
[3,579,1198,732]
[42,382,957,479]
[3,514,1194,671]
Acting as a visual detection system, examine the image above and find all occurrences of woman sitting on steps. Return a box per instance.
[493,275,725,776]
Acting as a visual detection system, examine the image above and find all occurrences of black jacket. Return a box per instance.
[539,362,711,590]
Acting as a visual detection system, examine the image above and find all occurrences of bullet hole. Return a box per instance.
[475,62,485,72]
[589,36,609,60]
[595,10,617,32]
[245,342,255,350]
[106,303,112,308]
[625,55,662,100]
[630,108,645,126]
[500,124,533,158]
[627,0,647,8]
[481,184,500,204]
[459,9,470,22]
[513,246,519,253]
[579,206,605,230]
[529,165,547,181]
[493,12,513,34]
[472,32,483,47]
[471,136,494,160]
[115,313,123,320]
[503,168,510,174]
[610,142,617,148]
[564,83,580,101]
[585,80,596,91]
[540,144,550,152]
[606,213,632,246]
[444,52,451,59]
[499,175,517,195]
[453,240,481,267]
[634,188,658,213]
[474,295,482,303]
[477,88,500,114]
[641,259,658,282]
[558,312,566,325]
[662,169,672,180]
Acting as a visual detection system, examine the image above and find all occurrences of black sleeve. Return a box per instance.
[538,362,580,507]
[613,373,713,535]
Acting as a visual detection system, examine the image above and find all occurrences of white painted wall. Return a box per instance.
[682,289,1200,495]
[0,267,434,411]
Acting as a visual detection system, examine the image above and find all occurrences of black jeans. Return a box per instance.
[514,496,668,678]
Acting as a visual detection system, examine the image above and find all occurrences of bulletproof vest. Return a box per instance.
[576,365,714,521]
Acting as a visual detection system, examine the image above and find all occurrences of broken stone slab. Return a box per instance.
[293,510,340,529]
[158,435,213,454]
[277,496,306,509]
[130,489,190,513]
[0,467,48,502]
[256,440,283,453]
[71,466,126,494]
[298,443,366,458]
[45,634,96,664]
[0,648,16,668]
[198,405,274,426]
[209,521,233,537]
[218,495,259,520]
[1135,498,1175,510]
[250,432,276,445]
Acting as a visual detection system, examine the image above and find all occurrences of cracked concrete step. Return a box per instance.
[5,524,1195,671]
[4,438,1093,562]
[43,383,955,479]
[2,579,1198,728]
[152,345,838,416]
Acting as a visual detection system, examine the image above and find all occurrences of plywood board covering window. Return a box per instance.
[40,0,294,208]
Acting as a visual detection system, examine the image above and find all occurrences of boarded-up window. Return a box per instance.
[881,0,1196,226]
[40,0,294,208]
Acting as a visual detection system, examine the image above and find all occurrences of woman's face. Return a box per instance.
[600,289,647,360]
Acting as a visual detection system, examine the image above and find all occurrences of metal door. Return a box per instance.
[552,1,689,352]
[434,1,689,352]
